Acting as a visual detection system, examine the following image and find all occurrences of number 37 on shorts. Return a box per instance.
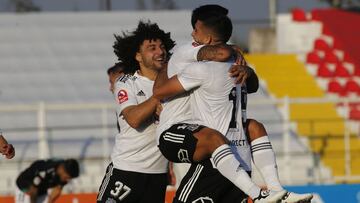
[110,181,131,201]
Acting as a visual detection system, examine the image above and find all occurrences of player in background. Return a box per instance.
[96,21,175,203]
[15,159,79,203]
[191,5,313,202]
[107,62,125,94]
[0,131,15,159]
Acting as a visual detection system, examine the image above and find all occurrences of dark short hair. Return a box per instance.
[113,20,176,74]
[63,159,79,178]
[191,4,232,43]
[191,4,228,28]
[107,62,125,75]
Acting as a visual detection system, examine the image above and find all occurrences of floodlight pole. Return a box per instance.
[269,0,277,28]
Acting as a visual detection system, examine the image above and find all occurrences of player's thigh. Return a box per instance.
[139,173,168,203]
[97,165,139,203]
[158,123,204,163]
[173,159,235,203]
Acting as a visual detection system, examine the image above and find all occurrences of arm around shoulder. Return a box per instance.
[197,44,234,62]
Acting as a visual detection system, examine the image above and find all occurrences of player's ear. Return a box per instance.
[135,52,142,63]
[205,35,212,44]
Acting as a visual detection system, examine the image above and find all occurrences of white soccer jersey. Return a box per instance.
[157,42,204,141]
[178,61,252,171]
[112,72,168,173]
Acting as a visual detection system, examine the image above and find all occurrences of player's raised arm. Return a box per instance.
[115,76,160,129]
[153,68,186,101]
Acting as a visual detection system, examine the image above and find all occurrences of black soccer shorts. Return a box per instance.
[158,123,205,163]
[173,159,248,203]
[97,163,167,203]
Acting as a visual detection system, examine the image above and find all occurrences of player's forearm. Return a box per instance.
[47,194,60,203]
[197,44,234,62]
[47,186,62,203]
[29,192,37,203]
[122,97,159,128]
[246,67,259,93]
[153,75,186,100]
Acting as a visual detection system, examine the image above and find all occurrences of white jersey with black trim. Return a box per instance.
[157,41,204,142]
[177,61,252,171]
[112,72,168,173]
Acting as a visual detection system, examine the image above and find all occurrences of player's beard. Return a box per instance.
[143,56,166,72]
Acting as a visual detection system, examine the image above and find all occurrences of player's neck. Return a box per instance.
[138,67,158,81]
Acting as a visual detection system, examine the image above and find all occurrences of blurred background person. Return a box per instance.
[15,158,79,203]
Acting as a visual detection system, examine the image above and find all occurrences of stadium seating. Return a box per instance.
[291,8,308,22]
[317,63,334,78]
[246,54,360,179]
[298,9,360,180]
[314,38,331,52]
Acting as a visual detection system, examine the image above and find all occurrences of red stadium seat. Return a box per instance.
[327,80,347,96]
[314,38,331,51]
[334,63,351,78]
[292,8,308,22]
[317,63,333,78]
[324,50,340,64]
[344,80,360,93]
[306,51,322,64]
[349,108,360,120]
[354,67,360,77]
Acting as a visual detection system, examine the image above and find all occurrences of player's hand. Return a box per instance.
[231,45,247,66]
[229,65,251,85]
[154,102,163,122]
[2,144,15,159]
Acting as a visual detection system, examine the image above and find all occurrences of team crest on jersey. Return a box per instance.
[118,89,128,104]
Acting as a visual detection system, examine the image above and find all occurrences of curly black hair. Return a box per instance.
[113,20,176,74]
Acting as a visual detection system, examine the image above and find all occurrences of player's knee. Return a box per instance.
[247,119,267,142]
[194,127,228,156]
[202,128,228,151]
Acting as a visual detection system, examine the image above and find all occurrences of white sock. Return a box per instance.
[212,144,261,199]
[251,136,284,191]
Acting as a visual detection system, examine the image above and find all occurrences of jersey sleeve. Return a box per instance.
[114,77,137,114]
[172,41,204,63]
[177,62,208,91]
